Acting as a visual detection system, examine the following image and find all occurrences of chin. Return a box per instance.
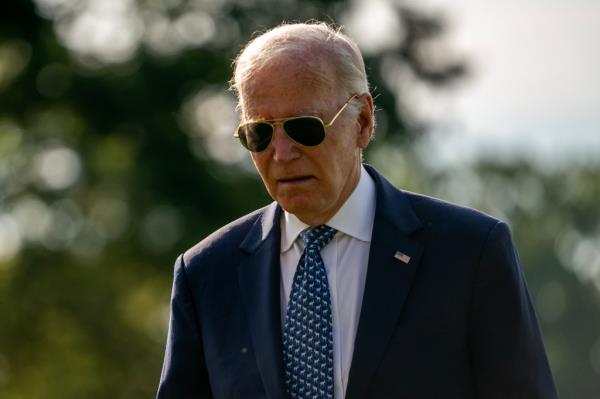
[280,201,310,215]
[279,198,319,217]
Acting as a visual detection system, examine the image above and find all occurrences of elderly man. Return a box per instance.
[157,22,558,399]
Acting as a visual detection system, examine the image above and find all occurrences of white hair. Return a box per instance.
[230,22,370,110]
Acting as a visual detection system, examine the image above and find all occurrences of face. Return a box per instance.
[240,57,373,226]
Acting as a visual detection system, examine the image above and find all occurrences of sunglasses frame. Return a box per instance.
[234,94,358,152]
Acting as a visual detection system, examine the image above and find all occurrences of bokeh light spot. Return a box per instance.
[0,214,22,263]
[37,0,144,65]
[11,196,53,242]
[174,11,215,47]
[181,89,245,164]
[33,145,82,191]
[141,205,183,253]
[43,199,83,250]
[341,0,404,55]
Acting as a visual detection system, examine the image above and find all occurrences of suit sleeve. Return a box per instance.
[468,221,559,399]
[157,254,213,399]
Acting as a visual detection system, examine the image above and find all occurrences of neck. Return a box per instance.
[295,163,362,227]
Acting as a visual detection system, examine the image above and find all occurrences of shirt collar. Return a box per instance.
[281,165,376,252]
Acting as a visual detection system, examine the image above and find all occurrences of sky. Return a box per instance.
[347,0,600,168]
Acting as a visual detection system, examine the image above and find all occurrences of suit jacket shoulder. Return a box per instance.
[175,202,282,326]
[182,203,277,271]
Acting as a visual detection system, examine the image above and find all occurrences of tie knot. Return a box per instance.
[300,225,337,252]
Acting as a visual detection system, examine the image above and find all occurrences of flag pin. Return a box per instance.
[394,251,411,264]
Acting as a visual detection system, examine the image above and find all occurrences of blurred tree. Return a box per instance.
[1,0,598,398]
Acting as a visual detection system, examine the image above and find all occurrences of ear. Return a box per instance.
[355,94,374,149]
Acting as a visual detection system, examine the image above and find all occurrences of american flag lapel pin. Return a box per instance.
[394,250,411,264]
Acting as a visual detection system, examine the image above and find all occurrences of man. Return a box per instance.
[157,22,558,399]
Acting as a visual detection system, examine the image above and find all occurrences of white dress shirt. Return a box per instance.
[280,165,376,399]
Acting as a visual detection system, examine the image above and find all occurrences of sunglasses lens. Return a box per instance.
[238,123,273,152]
[283,117,326,146]
[237,117,326,152]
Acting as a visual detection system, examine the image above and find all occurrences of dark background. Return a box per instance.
[1,1,599,398]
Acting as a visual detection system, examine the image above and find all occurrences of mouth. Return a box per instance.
[277,175,315,185]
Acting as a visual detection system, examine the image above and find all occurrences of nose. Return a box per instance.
[271,124,300,162]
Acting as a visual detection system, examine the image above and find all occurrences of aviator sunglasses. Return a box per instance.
[234,95,358,152]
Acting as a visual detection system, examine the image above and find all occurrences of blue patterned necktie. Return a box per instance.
[283,224,337,399]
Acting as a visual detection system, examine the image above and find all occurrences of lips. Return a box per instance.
[277,176,314,184]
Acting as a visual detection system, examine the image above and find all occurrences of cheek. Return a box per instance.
[251,154,281,195]
[251,155,269,183]
[251,153,266,172]
[328,136,359,171]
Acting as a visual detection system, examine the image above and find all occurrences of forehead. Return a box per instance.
[240,56,338,119]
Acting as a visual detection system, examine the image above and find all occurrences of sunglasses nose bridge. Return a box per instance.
[270,120,300,160]
[270,120,290,142]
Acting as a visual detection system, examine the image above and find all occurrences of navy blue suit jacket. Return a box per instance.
[157,165,558,399]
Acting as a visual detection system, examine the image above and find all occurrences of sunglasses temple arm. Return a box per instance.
[326,94,358,127]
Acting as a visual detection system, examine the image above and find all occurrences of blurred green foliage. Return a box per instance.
[0,1,598,398]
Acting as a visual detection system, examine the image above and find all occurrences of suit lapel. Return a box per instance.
[237,203,287,399]
[345,166,424,399]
